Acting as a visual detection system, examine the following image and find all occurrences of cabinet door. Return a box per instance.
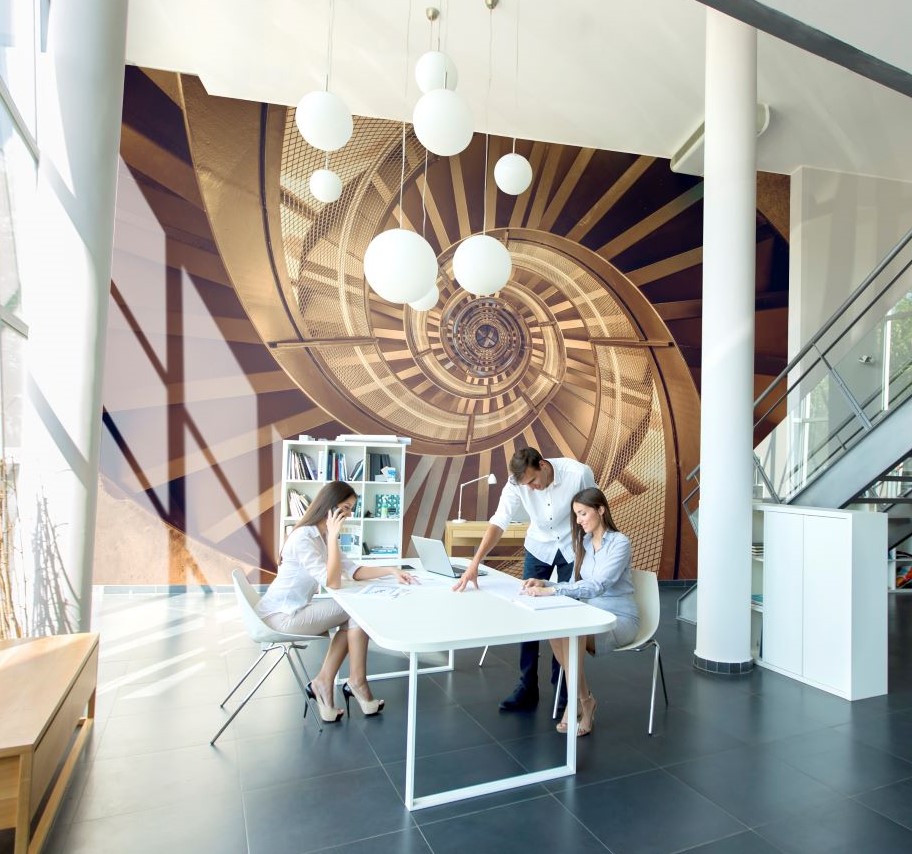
[762,511,804,675]
[802,515,851,692]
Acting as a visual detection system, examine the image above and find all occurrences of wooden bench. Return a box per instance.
[0,633,99,854]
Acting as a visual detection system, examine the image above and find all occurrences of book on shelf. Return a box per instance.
[327,450,348,481]
[287,488,310,517]
[367,452,392,481]
[368,546,399,556]
[287,450,317,480]
[350,458,364,481]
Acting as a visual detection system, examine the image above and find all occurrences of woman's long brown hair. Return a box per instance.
[280,481,357,564]
[569,487,618,580]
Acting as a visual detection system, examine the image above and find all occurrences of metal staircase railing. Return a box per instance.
[678,225,912,622]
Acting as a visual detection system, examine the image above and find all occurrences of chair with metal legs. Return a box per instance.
[210,568,329,745]
[552,568,668,735]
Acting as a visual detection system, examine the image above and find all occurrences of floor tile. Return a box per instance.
[385,741,534,801]
[755,797,912,853]
[243,766,413,854]
[614,705,749,767]
[42,789,248,854]
[420,795,608,854]
[855,777,912,830]
[314,828,433,854]
[666,744,841,826]
[74,741,240,822]
[765,727,912,795]
[833,709,912,762]
[235,722,380,791]
[679,830,786,853]
[555,768,745,854]
[356,701,497,763]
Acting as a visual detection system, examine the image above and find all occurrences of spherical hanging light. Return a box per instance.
[494,152,533,196]
[414,50,459,93]
[412,89,474,157]
[408,285,439,312]
[453,235,512,296]
[309,168,342,203]
[295,90,353,152]
[363,229,439,304]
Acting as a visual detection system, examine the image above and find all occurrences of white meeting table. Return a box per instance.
[329,560,616,811]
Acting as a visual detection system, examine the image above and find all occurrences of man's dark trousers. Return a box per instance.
[518,549,573,694]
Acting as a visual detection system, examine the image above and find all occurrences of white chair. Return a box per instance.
[210,569,328,745]
[553,568,668,735]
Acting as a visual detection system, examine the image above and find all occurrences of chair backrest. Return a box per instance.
[232,568,279,644]
[617,568,661,651]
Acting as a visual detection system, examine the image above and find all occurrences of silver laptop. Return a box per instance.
[411,536,487,578]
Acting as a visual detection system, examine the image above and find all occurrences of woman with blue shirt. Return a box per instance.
[257,481,416,723]
[522,486,639,736]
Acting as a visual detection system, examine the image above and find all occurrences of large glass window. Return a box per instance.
[0,0,36,135]
[0,89,34,638]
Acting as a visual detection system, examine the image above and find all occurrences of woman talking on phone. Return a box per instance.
[256,480,416,722]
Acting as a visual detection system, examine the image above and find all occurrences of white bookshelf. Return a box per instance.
[280,436,408,562]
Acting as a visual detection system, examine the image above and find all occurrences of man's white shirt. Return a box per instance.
[488,458,596,564]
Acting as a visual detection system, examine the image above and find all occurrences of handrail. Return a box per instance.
[684,221,912,514]
[754,224,912,412]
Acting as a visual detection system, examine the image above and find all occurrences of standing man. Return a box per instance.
[453,447,596,713]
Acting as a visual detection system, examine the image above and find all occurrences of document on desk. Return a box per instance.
[353,584,415,598]
[511,595,585,611]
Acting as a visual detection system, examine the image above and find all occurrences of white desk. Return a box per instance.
[330,562,615,811]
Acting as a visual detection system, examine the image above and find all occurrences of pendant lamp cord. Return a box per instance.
[483,4,494,234]
[512,0,519,153]
[325,0,335,92]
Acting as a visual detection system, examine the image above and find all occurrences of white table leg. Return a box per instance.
[565,634,579,771]
[404,651,419,810]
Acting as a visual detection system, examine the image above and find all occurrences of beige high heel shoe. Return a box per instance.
[577,693,597,737]
[342,681,385,716]
[305,682,344,723]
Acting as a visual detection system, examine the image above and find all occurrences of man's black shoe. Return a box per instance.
[499,685,539,712]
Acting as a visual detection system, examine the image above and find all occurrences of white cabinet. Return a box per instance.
[760,504,887,700]
[280,437,407,562]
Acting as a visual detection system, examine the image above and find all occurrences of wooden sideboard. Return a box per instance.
[443,520,529,566]
[0,633,99,854]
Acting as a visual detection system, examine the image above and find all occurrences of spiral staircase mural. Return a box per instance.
[98,67,789,583]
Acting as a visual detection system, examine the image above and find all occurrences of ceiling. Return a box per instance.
[125,0,912,182]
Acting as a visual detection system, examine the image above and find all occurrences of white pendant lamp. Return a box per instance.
[295,90,353,153]
[494,152,533,196]
[414,50,459,93]
[412,89,474,157]
[453,234,511,297]
[364,229,439,304]
[408,285,439,312]
[309,168,343,203]
[295,0,352,153]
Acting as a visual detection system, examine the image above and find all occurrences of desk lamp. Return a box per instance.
[453,473,497,523]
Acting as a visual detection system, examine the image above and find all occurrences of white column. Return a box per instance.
[695,10,757,670]
[19,0,128,632]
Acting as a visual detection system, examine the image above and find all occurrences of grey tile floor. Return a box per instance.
[5,588,912,854]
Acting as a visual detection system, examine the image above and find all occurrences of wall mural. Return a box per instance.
[97,68,788,584]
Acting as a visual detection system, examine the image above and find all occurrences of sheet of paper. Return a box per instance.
[510,595,585,611]
[353,584,414,598]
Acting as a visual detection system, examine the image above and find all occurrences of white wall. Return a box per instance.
[789,166,912,357]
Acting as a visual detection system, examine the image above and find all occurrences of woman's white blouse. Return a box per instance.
[551,530,639,622]
[256,525,358,619]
